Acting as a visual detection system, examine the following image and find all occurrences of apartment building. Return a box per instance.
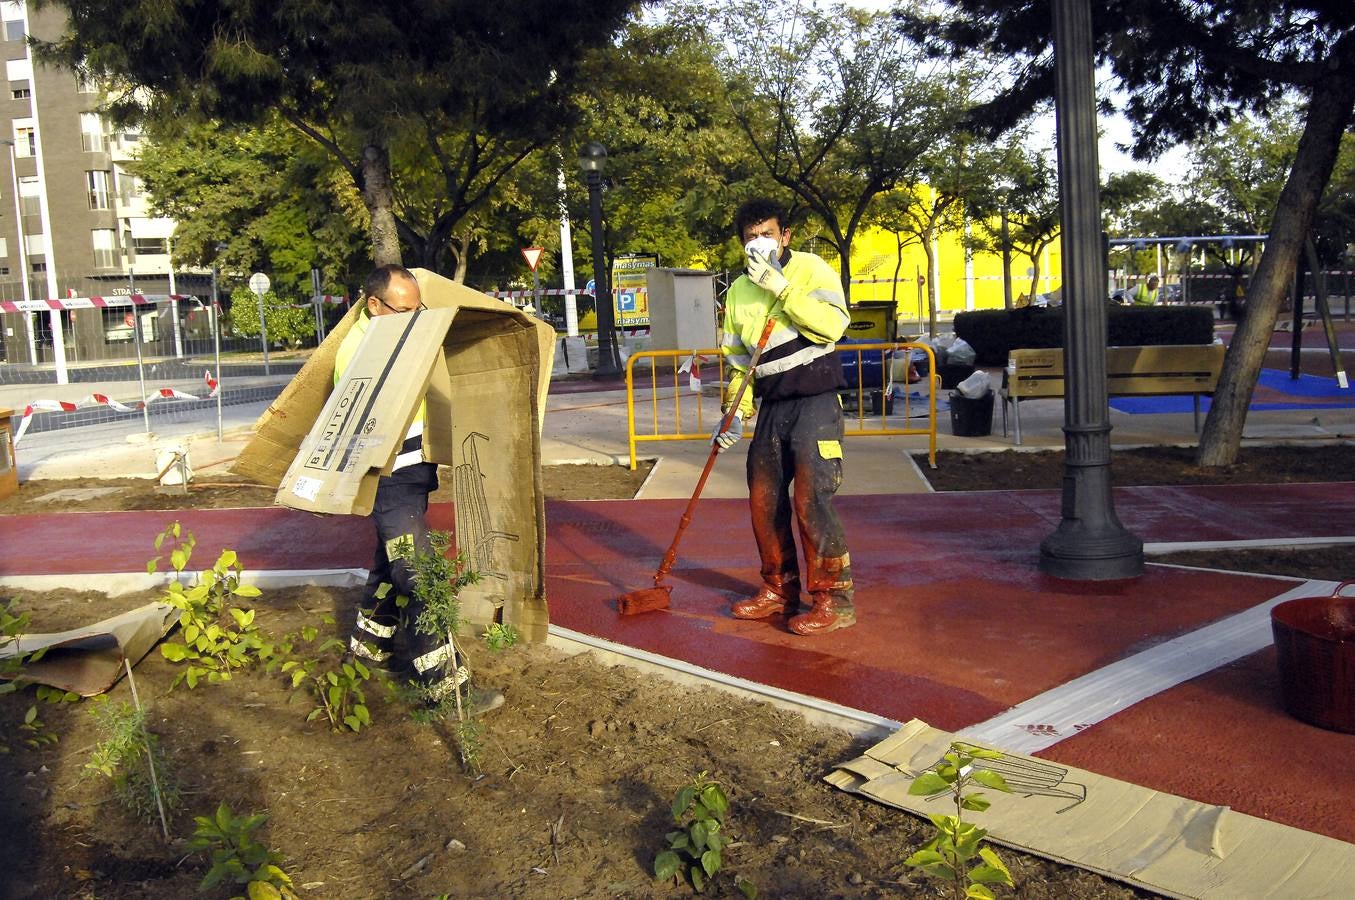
[0,1,204,367]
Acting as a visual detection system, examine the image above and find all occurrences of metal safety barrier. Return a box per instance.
[625,342,939,470]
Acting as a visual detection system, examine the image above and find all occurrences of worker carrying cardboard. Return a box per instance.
[714,198,856,635]
[338,264,503,714]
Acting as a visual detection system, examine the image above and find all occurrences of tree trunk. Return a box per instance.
[360,142,401,266]
[922,225,938,336]
[1196,72,1355,467]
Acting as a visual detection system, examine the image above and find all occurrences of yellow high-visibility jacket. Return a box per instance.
[720,250,850,419]
[335,308,428,471]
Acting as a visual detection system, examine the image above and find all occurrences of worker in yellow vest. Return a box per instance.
[1133,275,1161,306]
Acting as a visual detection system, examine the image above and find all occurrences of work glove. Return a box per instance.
[746,247,790,299]
[712,413,743,452]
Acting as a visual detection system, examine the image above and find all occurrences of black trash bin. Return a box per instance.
[949,390,994,436]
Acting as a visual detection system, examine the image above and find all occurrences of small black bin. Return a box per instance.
[949,391,994,437]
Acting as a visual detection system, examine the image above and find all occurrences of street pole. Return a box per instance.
[129,269,151,436]
[579,142,620,377]
[212,264,223,441]
[1040,0,1143,580]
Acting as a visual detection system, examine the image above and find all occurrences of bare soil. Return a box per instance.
[2,446,1348,899]
[0,584,1145,900]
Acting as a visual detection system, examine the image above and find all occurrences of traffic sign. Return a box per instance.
[521,247,544,272]
[248,272,271,296]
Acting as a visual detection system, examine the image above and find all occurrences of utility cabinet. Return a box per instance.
[646,268,716,351]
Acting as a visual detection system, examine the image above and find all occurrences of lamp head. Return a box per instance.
[578,141,608,174]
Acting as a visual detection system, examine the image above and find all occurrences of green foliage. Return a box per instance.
[481,623,519,652]
[151,522,275,689]
[0,598,66,754]
[271,618,375,733]
[905,742,1014,900]
[189,802,298,898]
[83,696,180,823]
[405,532,487,770]
[653,772,754,896]
[227,286,316,348]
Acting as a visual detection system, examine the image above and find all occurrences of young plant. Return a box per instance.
[189,801,298,899]
[905,741,1015,900]
[654,772,755,897]
[151,522,274,689]
[482,622,519,652]
[405,531,486,770]
[276,619,374,733]
[83,695,180,828]
[0,598,60,754]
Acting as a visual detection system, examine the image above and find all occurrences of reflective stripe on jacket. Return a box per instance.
[721,250,850,418]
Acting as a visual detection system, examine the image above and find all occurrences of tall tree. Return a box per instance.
[707,0,962,300]
[966,146,1063,302]
[903,0,1355,465]
[35,0,638,269]
[133,116,368,298]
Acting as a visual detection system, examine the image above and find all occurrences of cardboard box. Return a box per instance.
[232,269,556,640]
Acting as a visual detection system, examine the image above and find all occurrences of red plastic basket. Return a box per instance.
[1271,581,1355,734]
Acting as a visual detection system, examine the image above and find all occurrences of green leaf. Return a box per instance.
[184,624,200,643]
[653,850,681,881]
[737,878,758,899]
[218,549,239,569]
[23,705,37,724]
[343,715,361,731]
[968,864,1015,887]
[700,848,721,877]
[961,794,992,812]
[305,708,324,722]
[965,885,997,900]
[691,866,706,892]
[354,704,371,725]
[971,769,1012,793]
[977,847,1013,880]
[909,772,950,796]
[170,547,188,571]
[671,785,695,819]
[700,784,729,819]
[690,820,708,851]
[669,832,690,851]
[234,585,262,598]
[904,848,947,868]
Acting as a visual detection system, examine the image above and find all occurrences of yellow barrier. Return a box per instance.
[625,342,939,470]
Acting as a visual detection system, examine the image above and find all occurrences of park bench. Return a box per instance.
[1000,343,1225,445]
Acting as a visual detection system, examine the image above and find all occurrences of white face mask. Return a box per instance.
[744,235,781,262]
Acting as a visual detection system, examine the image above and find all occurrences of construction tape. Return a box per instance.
[12,371,220,446]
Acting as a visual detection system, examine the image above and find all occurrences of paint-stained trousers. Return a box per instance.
[745,391,854,611]
[349,462,461,698]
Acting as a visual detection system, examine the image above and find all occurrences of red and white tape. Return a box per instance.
[12,371,220,446]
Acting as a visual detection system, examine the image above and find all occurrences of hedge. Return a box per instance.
[952,305,1216,366]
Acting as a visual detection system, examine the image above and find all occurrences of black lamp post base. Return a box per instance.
[1039,522,1144,580]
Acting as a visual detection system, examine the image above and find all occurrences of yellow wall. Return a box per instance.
[845,217,1064,315]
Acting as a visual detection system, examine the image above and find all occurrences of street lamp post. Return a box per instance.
[578,141,620,377]
[1041,0,1143,580]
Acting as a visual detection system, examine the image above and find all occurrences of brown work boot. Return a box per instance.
[731,587,796,620]
[788,596,856,636]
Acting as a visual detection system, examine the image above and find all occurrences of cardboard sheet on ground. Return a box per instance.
[230,269,555,641]
[0,603,177,696]
[826,719,1355,900]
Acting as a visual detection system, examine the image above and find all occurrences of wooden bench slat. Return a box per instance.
[1000,344,1223,443]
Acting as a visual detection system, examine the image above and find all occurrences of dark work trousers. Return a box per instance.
[745,391,854,612]
[350,462,459,695]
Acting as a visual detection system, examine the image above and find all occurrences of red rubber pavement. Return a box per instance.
[3,484,1353,843]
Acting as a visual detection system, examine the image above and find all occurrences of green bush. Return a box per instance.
[953,306,1215,366]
